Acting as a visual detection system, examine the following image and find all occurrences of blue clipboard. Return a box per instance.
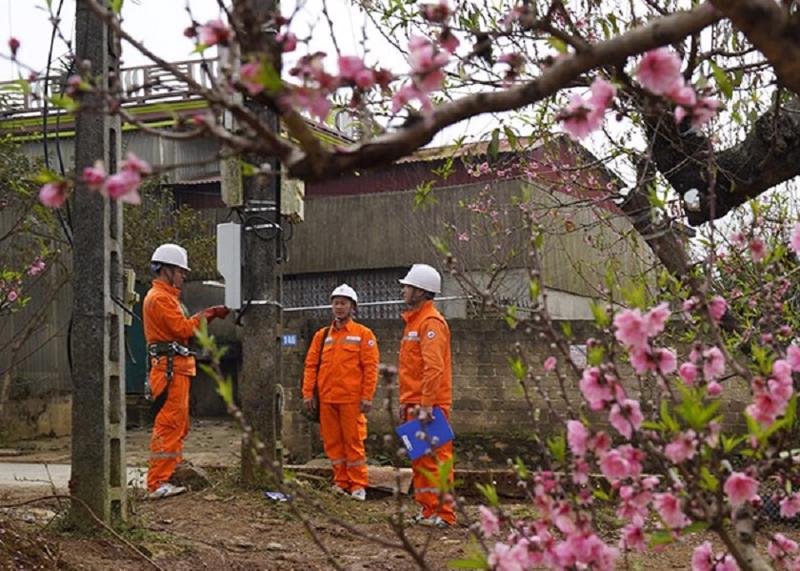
[395,407,454,460]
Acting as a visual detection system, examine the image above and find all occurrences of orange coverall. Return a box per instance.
[143,279,202,493]
[399,300,455,525]
[303,320,379,492]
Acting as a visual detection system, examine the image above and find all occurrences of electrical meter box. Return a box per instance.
[216,222,242,310]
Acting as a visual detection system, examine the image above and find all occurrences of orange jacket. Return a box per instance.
[303,319,379,404]
[143,279,201,396]
[399,300,452,407]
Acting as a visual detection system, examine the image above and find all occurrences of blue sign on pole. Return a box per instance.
[282,334,298,347]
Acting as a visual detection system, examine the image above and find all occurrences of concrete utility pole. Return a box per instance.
[236,0,284,485]
[69,0,126,524]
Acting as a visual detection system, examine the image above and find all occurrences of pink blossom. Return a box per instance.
[780,494,800,518]
[567,420,589,456]
[573,459,589,485]
[679,362,698,385]
[579,367,612,409]
[293,89,332,122]
[120,152,152,175]
[724,472,759,507]
[81,163,106,191]
[543,356,557,371]
[691,96,720,128]
[488,541,530,571]
[749,238,767,262]
[614,308,649,350]
[338,56,366,81]
[588,77,616,110]
[609,399,643,440]
[667,81,697,106]
[438,29,459,54]
[592,431,611,454]
[7,289,18,303]
[654,492,689,528]
[674,105,688,125]
[27,257,46,277]
[709,296,728,322]
[422,0,451,23]
[646,303,671,336]
[600,449,636,482]
[692,541,714,571]
[790,223,800,254]
[38,181,68,208]
[558,94,602,140]
[240,62,265,96]
[683,296,699,313]
[198,19,231,47]
[772,359,793,384]
[618,486,652,526]
[354,69,376,90]
[407,35,448,90]
[788,345,800,372]
[656,348,677,374]
[8,37,20,57]
[747,392,785,426]
[707,381,723,397]
[276,31,297,53]
[103,170,142,204]
[629,347,652,375]
[391,83,426,113]
[703,347,726,379]
[478,505,500,537]
[769,532,799,563]
[664,431,697,464]
[621,523,647,553]
[636,48,683,95]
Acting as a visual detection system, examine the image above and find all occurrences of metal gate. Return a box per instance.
[283,268,407,319]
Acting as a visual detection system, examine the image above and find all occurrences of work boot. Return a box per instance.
[411,512,450,528]
[350,488,366,501]
[147,483,187,500]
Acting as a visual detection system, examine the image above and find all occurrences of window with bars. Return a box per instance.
[283,268,408,320]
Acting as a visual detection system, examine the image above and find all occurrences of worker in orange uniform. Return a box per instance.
[398,264,456,527]
[303,284,379,501]
[144,243,230,499]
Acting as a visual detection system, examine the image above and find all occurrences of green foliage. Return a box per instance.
[475,482,499,507]
[413,180,437,209]
[123,181,218,282]
[508,355,527,380]
[547,433,566,464]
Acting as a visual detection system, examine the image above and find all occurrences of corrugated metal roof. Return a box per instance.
[396,136,546,164]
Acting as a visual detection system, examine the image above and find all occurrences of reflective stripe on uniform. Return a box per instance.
[330,458,346,465]
[346,460,366,468]
[149,451,181,459]
[415,487,440,494]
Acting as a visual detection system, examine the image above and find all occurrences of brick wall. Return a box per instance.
[281,316,595,461]
[281,316,753,463]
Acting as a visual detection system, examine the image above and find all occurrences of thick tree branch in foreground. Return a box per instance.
[647,97,800,225]
[711,0,800,95]
[285,3,721,180]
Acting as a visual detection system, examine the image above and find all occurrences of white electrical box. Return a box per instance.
[216,222,242,310]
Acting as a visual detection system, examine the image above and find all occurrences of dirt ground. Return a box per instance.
[2,421,799,569]
[4,476,800,570]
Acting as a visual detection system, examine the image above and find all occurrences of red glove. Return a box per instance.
[197,306,230,322]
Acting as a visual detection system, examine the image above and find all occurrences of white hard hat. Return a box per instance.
[151,243,190,271]
[331,283,358,304]
[399,264,441,294]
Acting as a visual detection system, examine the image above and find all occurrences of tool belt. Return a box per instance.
[145,341,195,417]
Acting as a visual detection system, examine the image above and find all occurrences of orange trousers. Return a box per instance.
[406,406,456,525]
[147,373,191,492]
[320,402,368,492]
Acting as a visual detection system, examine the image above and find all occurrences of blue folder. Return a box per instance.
[395,407,454,460]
